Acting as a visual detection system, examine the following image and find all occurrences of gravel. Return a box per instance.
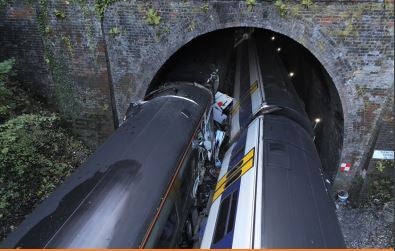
[336,201,394,248]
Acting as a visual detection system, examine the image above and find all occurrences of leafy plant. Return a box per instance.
[0,58,15,82]
[95,0,117,20]
[200,3,209,13]
[61,35,74,55]
[146,8,161,26]
[44,25,51,34]
[0,114,89,239]
[364,160,394,206]
[0,0,13,8]
[246,0,256,11]
[109,27,120,37]
[274,0,287,16]
[54,9,66,19]
[301,0,313,9]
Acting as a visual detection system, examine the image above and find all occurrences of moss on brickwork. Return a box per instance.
[36,0,81,119]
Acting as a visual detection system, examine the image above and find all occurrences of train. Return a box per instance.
[201,35,345,248]
[1,82,216,248]
[1,31,345,248]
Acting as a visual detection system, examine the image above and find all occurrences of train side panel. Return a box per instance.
[201,117,262,248]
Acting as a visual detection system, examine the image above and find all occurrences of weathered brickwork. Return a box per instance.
[0,2,53,98]
[0,0,393,190]
[0,0,115,148]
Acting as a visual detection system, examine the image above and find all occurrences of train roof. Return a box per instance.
[2,83,212,248]
[260,114,344,248]
[202,114,344,248]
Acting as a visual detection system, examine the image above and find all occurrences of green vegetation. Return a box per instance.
[146,8,161,26]
[301,0,313,9]
[54,9,66,19]
[367,160,394,205]
[200,3,209,13]
[95,0,118,20]
[61,35,74,55]
[109,26,120,37]
[355,160,395,208]
[274,0,287,16]
[246,0,256,11]
[0,59,89,240]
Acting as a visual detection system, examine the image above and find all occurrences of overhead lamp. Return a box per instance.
[289,72,294,77]
[277,47,281,52]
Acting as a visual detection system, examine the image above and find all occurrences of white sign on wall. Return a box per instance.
[372,150,394,160]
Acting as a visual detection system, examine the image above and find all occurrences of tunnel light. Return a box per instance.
[271,36,276,41]
[289,72,294,77]
[313,118,321,138]
[277,47,281,52]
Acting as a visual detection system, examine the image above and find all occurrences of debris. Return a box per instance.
[212,91,233,125]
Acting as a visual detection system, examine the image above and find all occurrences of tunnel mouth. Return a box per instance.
[147,27,344,182]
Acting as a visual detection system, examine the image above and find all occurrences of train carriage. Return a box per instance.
[201,35,345,248]
[1,83,214,248]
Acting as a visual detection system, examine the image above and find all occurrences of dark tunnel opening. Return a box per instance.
[147,27,344,182]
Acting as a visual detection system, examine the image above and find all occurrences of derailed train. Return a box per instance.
[1,34,345,248]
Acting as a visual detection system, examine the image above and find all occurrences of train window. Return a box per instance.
[213,196,230,243]
[177,151,196,206]
[144,194,179,248]
[156,206,178,247]
[212,190,239,244]
[226,190,239,234]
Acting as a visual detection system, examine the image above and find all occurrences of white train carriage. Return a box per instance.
[201,115,263,248]
[201,35,345,248]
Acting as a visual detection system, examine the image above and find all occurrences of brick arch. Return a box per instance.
[143,24,350,179]
[103,0,393,189]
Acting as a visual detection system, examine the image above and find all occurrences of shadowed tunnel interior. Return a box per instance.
[148,27,344,182]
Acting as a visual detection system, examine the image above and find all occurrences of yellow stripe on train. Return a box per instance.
[212,148,255,202]
[215,148,255,190]
[230,81,259,115]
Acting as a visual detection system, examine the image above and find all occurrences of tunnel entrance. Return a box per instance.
[148,28,344,182]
